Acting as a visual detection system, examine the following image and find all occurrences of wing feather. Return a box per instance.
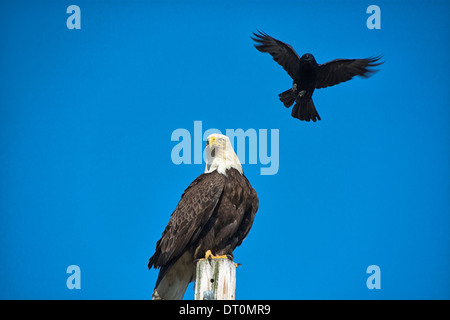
[252,30,301,79]
[315,56,383,89]
[235,180,259,247]
[148,172,225,268]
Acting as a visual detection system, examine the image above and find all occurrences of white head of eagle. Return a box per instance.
[148,133,258,300]
[204,134,243,176]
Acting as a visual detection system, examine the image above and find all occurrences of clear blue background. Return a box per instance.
[1,0,449,299]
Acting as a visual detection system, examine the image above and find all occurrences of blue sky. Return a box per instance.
[1,0,449,299]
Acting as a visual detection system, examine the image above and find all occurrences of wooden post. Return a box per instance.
[194,258,236,300]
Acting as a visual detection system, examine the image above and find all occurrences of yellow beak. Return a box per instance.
[207,136,216,147]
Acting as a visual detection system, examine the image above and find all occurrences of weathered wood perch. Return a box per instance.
[194,258,236,300]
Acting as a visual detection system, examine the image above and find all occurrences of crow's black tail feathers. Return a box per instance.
[291,99,321,122]
[279,88,296,108]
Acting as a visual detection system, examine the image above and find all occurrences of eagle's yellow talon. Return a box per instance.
[215,255,228,259]
[203,250,228,260]
[204,250,213,259]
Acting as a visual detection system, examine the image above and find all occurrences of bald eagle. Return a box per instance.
[148,134,259,300]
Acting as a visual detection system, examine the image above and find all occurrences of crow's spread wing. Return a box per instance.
[252,30,301,79]
[315,56,383,89]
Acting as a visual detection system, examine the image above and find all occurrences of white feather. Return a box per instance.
[204,134,243,176]
[151,250,195,300]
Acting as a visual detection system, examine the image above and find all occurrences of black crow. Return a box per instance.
[252,30,383,122]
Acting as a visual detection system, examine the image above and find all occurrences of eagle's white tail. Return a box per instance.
[151,251,195,300]
[152,276,190,300]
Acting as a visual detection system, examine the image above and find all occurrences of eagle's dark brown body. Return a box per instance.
[148,168,258,300]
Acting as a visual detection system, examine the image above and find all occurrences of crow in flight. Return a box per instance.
[252,30,383,122]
